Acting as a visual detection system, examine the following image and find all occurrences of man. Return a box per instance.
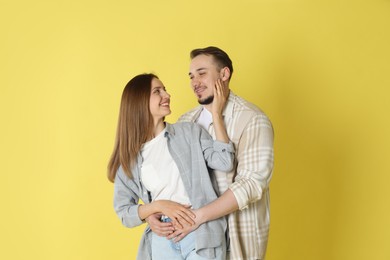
[175,46,275,260]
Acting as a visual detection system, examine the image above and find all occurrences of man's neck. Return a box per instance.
[203,104,212,112]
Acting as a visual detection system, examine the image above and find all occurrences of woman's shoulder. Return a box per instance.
[165,122,204,140]
[170,121,202,132]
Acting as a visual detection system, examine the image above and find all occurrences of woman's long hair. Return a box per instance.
[107,74,157,182]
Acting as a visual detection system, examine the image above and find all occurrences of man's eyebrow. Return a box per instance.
[189,68,207,76]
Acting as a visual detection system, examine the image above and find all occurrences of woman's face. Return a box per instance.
[149,77,171,121]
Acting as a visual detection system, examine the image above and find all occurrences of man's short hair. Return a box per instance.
[190,46,233,80]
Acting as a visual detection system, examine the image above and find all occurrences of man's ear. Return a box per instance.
[220,67,231,81]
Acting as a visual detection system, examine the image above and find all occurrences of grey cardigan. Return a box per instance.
[113,122,235,259]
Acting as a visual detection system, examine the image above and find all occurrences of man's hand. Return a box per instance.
[167,209,202,242]
[145,213,174,237]
[167,189,239,241]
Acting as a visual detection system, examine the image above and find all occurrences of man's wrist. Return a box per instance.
[195,208,207,225]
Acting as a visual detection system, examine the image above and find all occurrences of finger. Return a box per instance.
[175,215,191,227]
[152,220,173,227]
[157,224,175,233]
[171,218,183,229]
[163,230,174,236]
[218,80,226,98]
[150,220,172,229]
[214,80,222,95]
[176,212,195,226]
[175,209,195,223]
[155,228,174,237]
[167,229,182,240]
[218,80,227,98]
[215,79,226,95]
[149,225,173,236]
[183,208,196,219]
[217,79,222,88]
[173,233,186,243]
[223,84,229,98]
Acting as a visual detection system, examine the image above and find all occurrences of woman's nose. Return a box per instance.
[162,90,170,98]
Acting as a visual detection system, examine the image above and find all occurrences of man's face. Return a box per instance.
[189,54,222,105]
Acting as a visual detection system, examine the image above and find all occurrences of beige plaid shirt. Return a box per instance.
[179,91,274,260]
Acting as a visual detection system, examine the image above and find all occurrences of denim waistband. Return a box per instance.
[161,216,172,223]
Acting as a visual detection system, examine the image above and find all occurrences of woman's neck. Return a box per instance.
[153,119,165,137]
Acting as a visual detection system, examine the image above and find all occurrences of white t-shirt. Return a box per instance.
[196,107,213,131]
[140,128,191,205]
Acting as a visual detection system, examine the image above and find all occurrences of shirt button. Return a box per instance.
[222,149,226,152]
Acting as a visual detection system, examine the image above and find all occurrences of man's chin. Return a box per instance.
[198,95,214,105]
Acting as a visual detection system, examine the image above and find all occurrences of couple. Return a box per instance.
[108,47,274,260]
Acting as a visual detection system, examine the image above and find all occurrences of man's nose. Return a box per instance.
[191,77,200,88]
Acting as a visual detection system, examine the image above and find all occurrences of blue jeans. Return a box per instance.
[151,218,225,259]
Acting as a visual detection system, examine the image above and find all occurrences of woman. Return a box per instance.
[108,73,233,259]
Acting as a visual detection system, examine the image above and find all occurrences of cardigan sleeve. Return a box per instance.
[198,125,235,172]
[113,167,144,228]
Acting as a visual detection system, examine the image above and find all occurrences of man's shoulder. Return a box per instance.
[231,92,267,117]
[229,92,273,134]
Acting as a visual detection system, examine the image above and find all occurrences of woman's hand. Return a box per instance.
[211,79,229,116]
[210,79,230,144]
[145,213,174,236]
[155,200,195,229]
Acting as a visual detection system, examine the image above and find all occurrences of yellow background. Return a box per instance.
[1,0,389,259]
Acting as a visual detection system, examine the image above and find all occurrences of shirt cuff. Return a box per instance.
[229,178,263,210]
[125,204,144,227]
[213,140,235,153]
